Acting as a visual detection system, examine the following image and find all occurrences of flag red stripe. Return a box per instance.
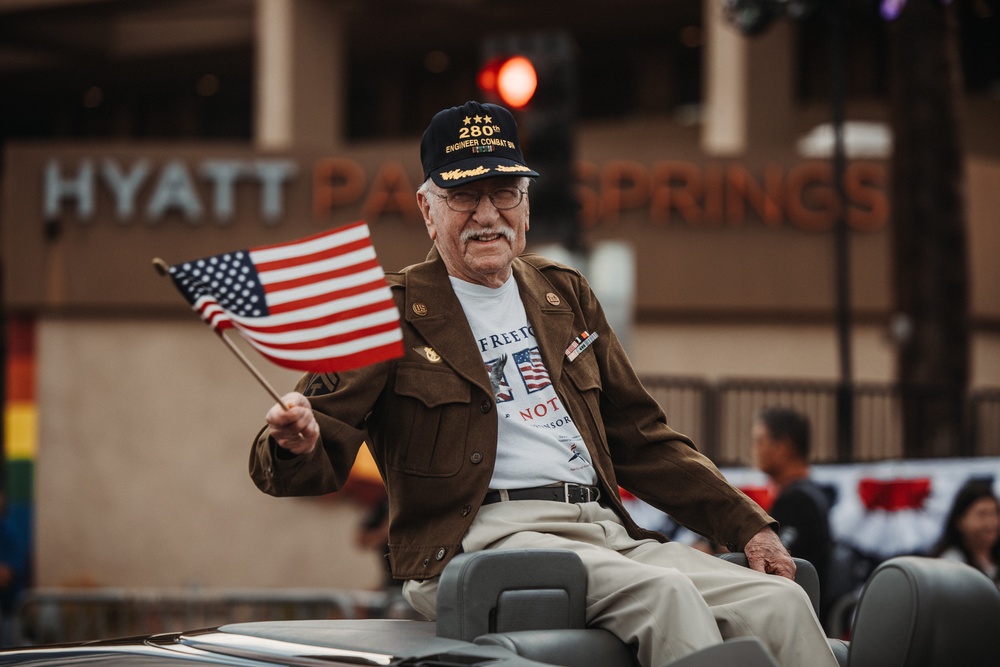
[256,340,404,373]
[213,319,234,334]
[263,257,381,293]
[267,279,390,315]
[240,300,396,335]
[254,237,371,273]
[248,320,402,352]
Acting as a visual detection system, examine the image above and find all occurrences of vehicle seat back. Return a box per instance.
[435,548,640,667]
[847,556,1000,667]
[435,548,587,641]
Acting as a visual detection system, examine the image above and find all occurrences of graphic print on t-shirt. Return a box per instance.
[512,347,551,393]
[451,274,596,487]
[488,354,513,402]
[483,348,592,474]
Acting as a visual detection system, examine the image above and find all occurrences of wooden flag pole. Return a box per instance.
[218,331,290,409]
[152,257,290,411]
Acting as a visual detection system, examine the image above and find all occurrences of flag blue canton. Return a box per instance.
[169,251,269,318]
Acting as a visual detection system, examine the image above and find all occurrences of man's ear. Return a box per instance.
[416,190,437,241]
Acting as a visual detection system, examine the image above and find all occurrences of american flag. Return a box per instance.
[166,221,404,373]
[513,347,551,393]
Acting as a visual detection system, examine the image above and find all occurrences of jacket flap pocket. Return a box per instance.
[395,364,471,408]
[563,354,602,392]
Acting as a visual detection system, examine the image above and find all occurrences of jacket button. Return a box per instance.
[470,452,483,464]
[435,548,447,561]
[480,400,492,413]
[461,505,471,516]
[422,558,430,566]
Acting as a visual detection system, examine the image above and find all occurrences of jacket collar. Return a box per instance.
[511,257,575,385]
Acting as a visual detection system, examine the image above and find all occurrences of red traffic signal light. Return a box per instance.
[477,55,537,109]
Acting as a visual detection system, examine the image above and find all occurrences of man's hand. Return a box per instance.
[744,527,796,580]
[266,392,319,456]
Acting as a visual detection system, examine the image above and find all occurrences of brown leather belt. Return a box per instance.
[482,483,602,505]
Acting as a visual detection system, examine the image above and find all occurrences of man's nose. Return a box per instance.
[472,193,501,217]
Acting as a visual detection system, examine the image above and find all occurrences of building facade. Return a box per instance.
[2,0,999,590]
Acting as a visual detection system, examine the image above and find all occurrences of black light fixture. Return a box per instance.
[722,0,780,35]
[722,0,823,36]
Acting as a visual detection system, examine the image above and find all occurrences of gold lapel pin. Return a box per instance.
[414,346,442,363]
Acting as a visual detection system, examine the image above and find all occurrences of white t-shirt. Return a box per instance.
[449,275,596,489]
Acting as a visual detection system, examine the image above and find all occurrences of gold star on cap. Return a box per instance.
[463,116,472,125]
[483,115,492,123]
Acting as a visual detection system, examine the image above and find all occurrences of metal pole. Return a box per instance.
[829,0,854,462]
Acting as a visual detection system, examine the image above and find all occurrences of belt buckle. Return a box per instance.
[563,483,599,503]
[563,483,574,503]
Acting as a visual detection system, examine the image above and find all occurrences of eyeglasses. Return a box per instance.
[433,187,526,212]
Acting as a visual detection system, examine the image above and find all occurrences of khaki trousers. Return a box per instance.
[403,500,838,667]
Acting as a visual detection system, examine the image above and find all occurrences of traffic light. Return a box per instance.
[477,32,579,249]
[478,55,538,109]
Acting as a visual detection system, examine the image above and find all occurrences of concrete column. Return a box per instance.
[255,0,345,149]
[702,2,795,156]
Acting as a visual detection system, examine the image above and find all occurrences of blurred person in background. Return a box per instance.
[752,407,836,628]
[929,478,1000,585]
[0,490,28,647]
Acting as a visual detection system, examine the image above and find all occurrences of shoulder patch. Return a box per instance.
[304,373,339,397]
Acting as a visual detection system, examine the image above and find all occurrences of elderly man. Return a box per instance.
[251,100,837,667]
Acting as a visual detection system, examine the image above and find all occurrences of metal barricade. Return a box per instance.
[637,376,1000,465]
[970,389,1000,457]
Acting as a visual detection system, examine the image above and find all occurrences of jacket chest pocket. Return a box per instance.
[387,363,473,477]
[563,351,602,395]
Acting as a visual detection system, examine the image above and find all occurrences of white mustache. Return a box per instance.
[460,226,515,243]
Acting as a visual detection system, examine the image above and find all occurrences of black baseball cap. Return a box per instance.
[420,100,539,188]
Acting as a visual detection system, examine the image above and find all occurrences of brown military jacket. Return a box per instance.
[250,250,774,580]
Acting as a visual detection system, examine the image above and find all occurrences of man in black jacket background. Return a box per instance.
[752,406,836,629]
